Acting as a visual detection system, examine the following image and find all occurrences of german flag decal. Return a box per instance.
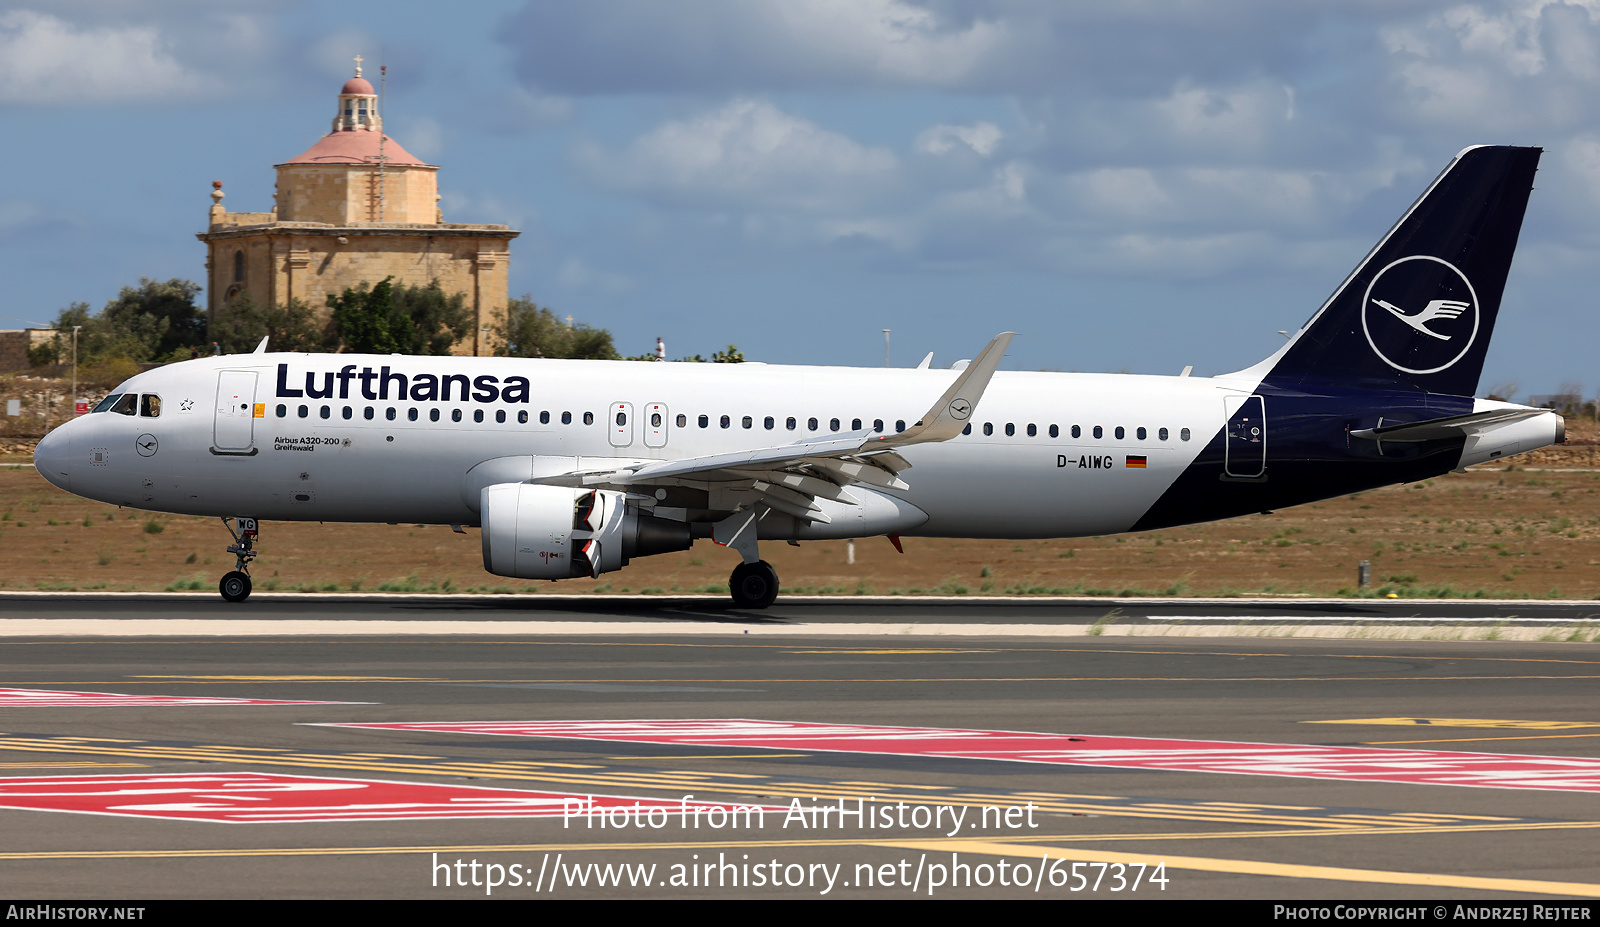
[1125,455,1147,469]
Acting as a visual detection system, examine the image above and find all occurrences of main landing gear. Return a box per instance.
[219,516,258,603]
[729,560,779,609]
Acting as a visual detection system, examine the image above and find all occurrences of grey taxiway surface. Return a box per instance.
[2,594,1599,899]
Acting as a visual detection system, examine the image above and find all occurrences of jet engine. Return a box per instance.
[480,483,691,580]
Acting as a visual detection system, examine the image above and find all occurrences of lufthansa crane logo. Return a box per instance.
[948,398,972,421]
[1361,255,1479,374]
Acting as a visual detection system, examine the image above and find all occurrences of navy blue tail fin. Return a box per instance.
[1264,145,1541,397]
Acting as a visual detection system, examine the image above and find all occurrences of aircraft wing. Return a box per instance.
[544,332,1013,523]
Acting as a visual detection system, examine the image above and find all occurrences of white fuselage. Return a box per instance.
[38,353,1244,539]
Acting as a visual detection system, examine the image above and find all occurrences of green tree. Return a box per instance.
[496,296,618,359]
[211,295,331,355]
[103,278,205,360]
[327,278,471,355]
[32,278,205,368]
[712,344,745,363]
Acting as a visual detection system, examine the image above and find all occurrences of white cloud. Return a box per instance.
[502,0,1011,92]
[580,98,898,211]
[0,10,196,104]
[916,122,1003,157]
[1381,2,1600,131]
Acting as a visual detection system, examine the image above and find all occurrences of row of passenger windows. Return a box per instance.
[273,403,1191,442]
[970,423,1192,442]
[277,404,585,425]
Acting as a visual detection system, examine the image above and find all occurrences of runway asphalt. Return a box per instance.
[1,595,1599,901]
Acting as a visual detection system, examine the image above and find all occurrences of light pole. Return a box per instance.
[882,329,891,367]
[71,325,80,417]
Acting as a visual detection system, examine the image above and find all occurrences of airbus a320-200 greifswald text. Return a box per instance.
[34,146,1562,607]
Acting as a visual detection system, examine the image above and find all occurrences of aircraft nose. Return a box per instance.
[33,425,72,492]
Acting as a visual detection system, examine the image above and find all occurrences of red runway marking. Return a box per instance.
[321,719,1600,793]
[0,772,771,823]
[0,687,358,707]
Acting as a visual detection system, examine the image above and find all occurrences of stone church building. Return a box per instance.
[198,61,518,355]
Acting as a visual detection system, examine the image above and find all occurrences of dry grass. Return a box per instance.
[4,456,1600,598]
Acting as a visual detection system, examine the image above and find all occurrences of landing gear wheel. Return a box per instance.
[729,560,779,609]
[219,570,252,603]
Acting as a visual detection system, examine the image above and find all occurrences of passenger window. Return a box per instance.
[673,413,683,427]
[275,404,286,418]
[496,410,506,424]
[320,405,330,419]
[983,423,993,436]
[1049,425,1058,438]
[763,416,774,430]
[364,407,374,420]
[1093,425,1102,439]
[110,394,137,416]
[1137,427,1147,440]
[430,409,440,422]
[873,419,884,432]
[651,413,662,427]
[385,408,396,421]
[852,418,862,431]
[1071,425,1081,438]
[697,414,707,428]
[474,409,485,423]
[1005,423,1015,437]
[1114,426,1124,440]
[1181,427,1191,441]
[720,415,730,429]
[786,417,796,431]
[1159,427,1169,441]
[298,405,309,418]
[896,420,905,433]
[519,411,529,424]
[1027,424,1036,437]
[454,409,464,423]
[583,412,594,425]
[742,416,753,429]
[409,408,418,422]
[808,417,818,431]
[616,411,627,426]
[561,411,572,425]
[832,418,841,431]
[963,423,971,435]
[540,411,550,424]
[140,395,162,417]
[343,407,353,420]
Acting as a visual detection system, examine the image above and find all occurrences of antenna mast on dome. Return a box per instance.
[377,58,387,223]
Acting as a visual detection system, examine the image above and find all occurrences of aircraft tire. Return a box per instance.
[219,571,252,603]
[729,560,779,609]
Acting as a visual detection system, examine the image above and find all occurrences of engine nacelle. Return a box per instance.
[480,483,691,580]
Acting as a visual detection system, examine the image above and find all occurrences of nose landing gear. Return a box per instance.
[219,517,258,603]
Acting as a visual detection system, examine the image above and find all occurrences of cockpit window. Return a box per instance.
[91,393,122,414]
[109,394,137,416]
[139,395,161,418]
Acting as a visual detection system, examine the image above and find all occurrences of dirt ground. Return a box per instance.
[4,421,1600,598]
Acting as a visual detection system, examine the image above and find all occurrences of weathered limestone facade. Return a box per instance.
[198,63,518,355]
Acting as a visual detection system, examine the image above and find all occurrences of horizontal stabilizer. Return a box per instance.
[1351,408,1548,443]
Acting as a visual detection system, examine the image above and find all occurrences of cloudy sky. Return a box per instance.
[4,0,1599,396]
